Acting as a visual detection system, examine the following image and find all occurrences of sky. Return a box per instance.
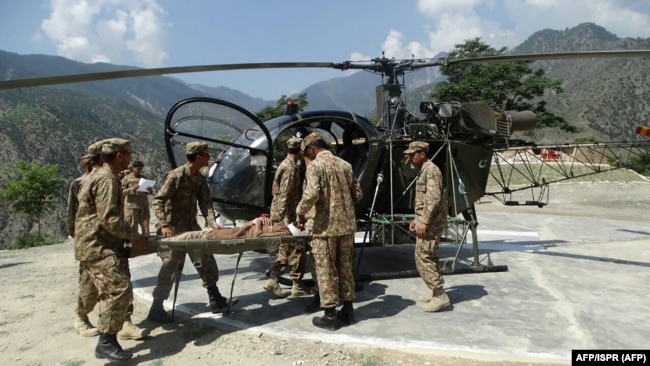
[1,0,650,100]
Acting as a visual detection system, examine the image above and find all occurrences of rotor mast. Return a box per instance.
[335,54,446,137]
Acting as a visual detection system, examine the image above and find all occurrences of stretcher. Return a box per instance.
[130,234,311,266]
[128,233,312,316]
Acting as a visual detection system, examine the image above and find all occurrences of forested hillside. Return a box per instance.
[0,86,168,248]
[510,23,650,143]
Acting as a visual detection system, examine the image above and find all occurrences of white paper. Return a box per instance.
[137,178,156,192]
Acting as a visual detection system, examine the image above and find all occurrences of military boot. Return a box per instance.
[118,318,149,340]
[264,263,287,298]
[418,293,433,303]
[422,289,451,313]
[312,307,343,331]
[207,285,240,314]
[95,333,133,361]
[74,315,99,337]
[336,301,356,325]
[305,292,321,313]
[291,280,315,297]
[147,298,172,323]
[263,278,287,298]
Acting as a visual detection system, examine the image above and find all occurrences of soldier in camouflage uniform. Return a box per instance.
[301,150,321,313]
[66,154,93,238]
[296,132,363,331]
[75,138,147,361]
[147,141,239,323]
[264,137,314,298]
[68,152,100,337]
[404,141,451,312]
[121,160,152,236]
[73,141,148,341]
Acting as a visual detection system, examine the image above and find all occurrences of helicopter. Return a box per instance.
[2,50,650,277]
[155,51,650,277]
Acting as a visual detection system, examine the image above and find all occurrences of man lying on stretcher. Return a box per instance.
[161,216,306,241]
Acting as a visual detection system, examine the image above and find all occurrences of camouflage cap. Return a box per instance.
[101,138,132,154]
[80,154,93,165]
[403,141,429,154]
[301,132,324,151]
[87,140,106,157]
[287,137,302,149]
[186,141,209,155]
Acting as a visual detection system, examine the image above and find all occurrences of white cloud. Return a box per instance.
[503,0,650,43]
[381,30,408,58]
[125,0,168,66]
[382,0,509,58]
[417,0,482,17]
[376,0,650,62]
[349,52,372,61]
[40,0,169,66]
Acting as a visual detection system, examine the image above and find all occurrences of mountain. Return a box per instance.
[0,85,168,247]
[185,83,273,112]
[300,54,446,118]
[1,23,650,247]
[0,51,284,248]
[511,23,650,143]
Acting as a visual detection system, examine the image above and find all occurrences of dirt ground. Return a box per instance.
[1,244,571,366]
[2,181,647,366]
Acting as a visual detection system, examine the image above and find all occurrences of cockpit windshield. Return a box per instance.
[210,131,269,209]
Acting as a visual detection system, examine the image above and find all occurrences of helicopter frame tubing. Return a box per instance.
[356,113,509,276]
[486,141,650,206]
[443,140,509,274]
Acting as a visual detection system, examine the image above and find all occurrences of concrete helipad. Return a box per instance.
[129,194,650,363]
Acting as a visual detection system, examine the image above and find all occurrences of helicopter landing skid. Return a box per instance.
[272,217,507,289]
[443,217,509,275]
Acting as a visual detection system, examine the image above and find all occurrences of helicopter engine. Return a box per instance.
[419,102,537,144]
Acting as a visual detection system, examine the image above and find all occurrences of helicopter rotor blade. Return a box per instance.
[449,49,650,65]
[4,49,650,90]
[0,61,336,90]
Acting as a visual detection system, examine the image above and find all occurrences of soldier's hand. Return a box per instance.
[132,235,147,251]
[415,223,427,238]
[296,214,306,230]
[147,187,153,194]
[160,226,174,238]
[68,229,74,238]
[409,220,416,232]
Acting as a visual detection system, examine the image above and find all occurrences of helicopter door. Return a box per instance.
[164,97,273,219]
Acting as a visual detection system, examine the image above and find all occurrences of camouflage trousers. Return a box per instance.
[152,238,219,300]
[311,234,355,309]
[76,263,99,318]
[124,207,150,236]
[269,242,307,281]
[77,257,134,319]
[415,232,445,292]
[78,255,133,334]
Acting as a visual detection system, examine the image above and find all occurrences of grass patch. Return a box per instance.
[8,233,64,250]
[57,360,84,366]
[355,356,386,366]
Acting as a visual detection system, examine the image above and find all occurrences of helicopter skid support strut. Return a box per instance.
[353,218,508,283]
[274,218,508,288]
[442,218,509,275]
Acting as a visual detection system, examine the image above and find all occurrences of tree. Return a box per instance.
[256,93,309,121]
[0,161,64,238]
[433,38,577,132]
